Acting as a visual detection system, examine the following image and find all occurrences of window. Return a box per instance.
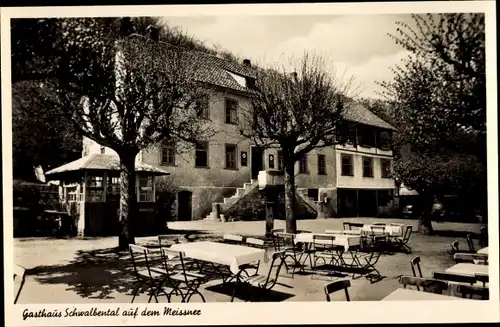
[341,154,353,176]
[317,154,326,175]
[225,98,238,124]
[299,154,308,174]
[138,176,154,202]
[378,131,392,150]
[195,95,210,119]
[87,175,104,202]
[268,154,275,169]
[107,176,120,194]
[241,151,248,166]
[381,159,392,178]
[160,143,175,166]
[195,142,209,167]
[358,126,376,148]
[66,186,79,202]
[277,150,284,171]
[363,157,374,177]
[225,144,238,169]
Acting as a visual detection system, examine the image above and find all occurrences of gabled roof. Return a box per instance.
[127,34,256,93]
[45,154,169,179]
[342,102,396,130]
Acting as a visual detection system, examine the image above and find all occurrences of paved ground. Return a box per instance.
[14,218,484,304]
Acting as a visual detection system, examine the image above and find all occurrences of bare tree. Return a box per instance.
[50,18,214,249]
[240,53,356,234]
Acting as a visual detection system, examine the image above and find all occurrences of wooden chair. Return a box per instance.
[451,241,460,254]
[129,244,170,303]
[432,271,477,285]
[276,232,303,276]
[223,234,244,244]
[399,275,449,294]
[351,238,384,283]
[457,284,489,300]
[349,222,364,229]
[410,256,423,277]
[14,265,26,304]
[466,234,476,253]
[240,251,285,302]
[240,238,266,276]
[297,230,312,234]
[311,234,338,278]
[343,222,351,230]
[324,280,351,301]
[373,222,386,226]
[271,229,284,251]
[453,252,488,265]
[393,225,413,254]
[160,248,206,303]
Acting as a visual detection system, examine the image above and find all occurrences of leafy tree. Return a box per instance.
[241,54,354,234]
[379,14,486,233]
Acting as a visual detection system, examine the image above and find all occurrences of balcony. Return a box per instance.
[258,170,284,190]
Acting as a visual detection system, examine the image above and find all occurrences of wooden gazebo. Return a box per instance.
[45,154,169,236]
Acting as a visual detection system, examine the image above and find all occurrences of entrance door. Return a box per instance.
[358,190,378,217]
[251,146,264,179]
[177,191,192,221]
[338,189,358,217]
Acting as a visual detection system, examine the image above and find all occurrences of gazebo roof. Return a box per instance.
[45,154,169,180]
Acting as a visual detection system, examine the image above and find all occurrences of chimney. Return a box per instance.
[146,25,160,42]
[243,59,251,67]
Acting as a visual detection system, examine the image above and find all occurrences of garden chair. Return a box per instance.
[457,284,489,300]
[239,237,266,276]
[392,225,413,254]
[451,241,460,254]
[129,244,171,303]
[351,237,384,283]
[240,251,285,302]
[311,234,338,279]
[223,234,244,244]
[14,264,26,304]
[325,229,343,235]
[399,275,448,294]
[324,279,351,301]
[466,234,476,253]
[373,222,386,226]
[297,229,312,234]
[349,222,364,230]
[276,232,304,277]
[160,248,206,303]
[270,228,284,251]
[453,252,488,265]
[432,271,477,285]
[343,222,351,230]
[410,256,423,278]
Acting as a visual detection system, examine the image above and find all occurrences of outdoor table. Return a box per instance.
[361,224,403,237]
[294,233,361,252]
[170,241,268,275]
[382,288,466,301]
[446,263,489,276]
[477,247,488,255]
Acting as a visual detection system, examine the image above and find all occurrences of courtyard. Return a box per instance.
[14,217,486,304]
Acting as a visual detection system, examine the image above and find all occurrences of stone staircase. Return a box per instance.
[296,188,320,214]
[203,179,259,221]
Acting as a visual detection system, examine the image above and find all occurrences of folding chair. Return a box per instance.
[276,232,304,277]
[14,265,26,304]
[160,248,206,303]
[432,271,477,285]
[451,241,460,254]
[373,222,386,226]
[297,229,312,234]
[453,253,488,265]
[457,284,489,300]
[324,279,351,301]
[325,229,343,235]
[223,234,244,244]
[240,251,286,302]
[311,234,338,279]
[129,244,170,303]
[392,225,413,254]
[271,229,284,251]
[239,237,266,276]
[466,234,476,253]
[410,256,423,278]
[343,222,351,230]
[399,275,449,294]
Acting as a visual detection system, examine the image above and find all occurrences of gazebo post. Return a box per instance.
[77,172,87,237]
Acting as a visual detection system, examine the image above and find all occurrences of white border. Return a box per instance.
[2,2,498,326]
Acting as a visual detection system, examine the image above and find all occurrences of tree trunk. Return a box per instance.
[417,191,434,235]
[118,151,138,250]
[264,188,277,237]
[284,161,297,234]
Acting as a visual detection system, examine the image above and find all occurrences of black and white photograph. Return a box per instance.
[2,1,498,325]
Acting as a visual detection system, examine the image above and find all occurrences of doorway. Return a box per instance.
[251,146,264,179]
[177,191,192,221]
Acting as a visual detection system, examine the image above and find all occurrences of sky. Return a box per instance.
[161,14,417,99]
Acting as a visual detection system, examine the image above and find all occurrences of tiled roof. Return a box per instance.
[129,34,256,93]
[342,102,396,130]
[45,154,169,179]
